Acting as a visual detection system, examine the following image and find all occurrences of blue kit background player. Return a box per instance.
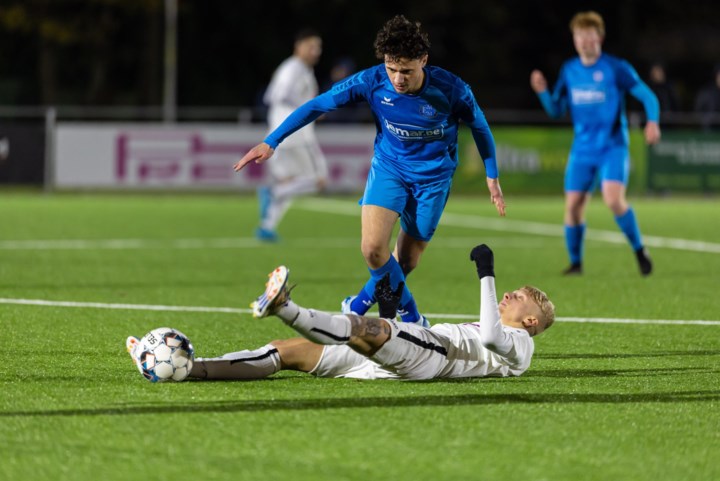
[235,15,505,325]
[530,10,661,276]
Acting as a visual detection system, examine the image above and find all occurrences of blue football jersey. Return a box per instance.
[265,64,498,180]
[549,53,642,152]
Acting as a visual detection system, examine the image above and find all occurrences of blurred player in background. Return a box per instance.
[647,62,680,113]
[256,28,328,242]
[530,11,660,276]
[128,244,555,381]
[694,65,720,132]
[320,57,372,123]
[235,15,505,327]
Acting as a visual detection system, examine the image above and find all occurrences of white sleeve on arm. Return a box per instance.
[480,277,515,356]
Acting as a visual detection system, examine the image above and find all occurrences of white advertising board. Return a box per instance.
[54,123,376,191]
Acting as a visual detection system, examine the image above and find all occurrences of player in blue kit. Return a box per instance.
[235,15,505,325]
[530,11,661,276]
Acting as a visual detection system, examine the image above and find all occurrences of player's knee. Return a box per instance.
[272,339,321,372]
[361,241,390,267]
[347,315,392,355]
[603,196,626,214]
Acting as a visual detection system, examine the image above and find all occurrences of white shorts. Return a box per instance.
[311,345,399,380]
[269,143,328,181]
[370,319,450,380]
[311,319,450,381]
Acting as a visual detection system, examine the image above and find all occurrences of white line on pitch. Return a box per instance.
[1,297,718,326]
[0,298,246,313]
[296,198,720,254]
[0,236,554,251]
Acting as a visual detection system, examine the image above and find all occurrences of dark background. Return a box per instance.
[0,0,719,112]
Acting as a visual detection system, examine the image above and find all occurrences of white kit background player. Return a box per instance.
[127,245,556,381]
[256,28,328,242]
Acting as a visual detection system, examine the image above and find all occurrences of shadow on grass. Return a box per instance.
[2,390,719,418]
[525,367,719,378]
[535,350,720,360]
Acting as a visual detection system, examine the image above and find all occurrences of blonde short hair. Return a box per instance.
[569,11,605,37]
[522,285,555,334]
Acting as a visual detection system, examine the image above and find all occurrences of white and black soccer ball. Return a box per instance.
[137,327,194,382]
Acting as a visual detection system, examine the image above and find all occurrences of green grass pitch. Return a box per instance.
[1,192,718,481]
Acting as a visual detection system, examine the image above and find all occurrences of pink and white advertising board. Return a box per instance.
[54,123,375,191]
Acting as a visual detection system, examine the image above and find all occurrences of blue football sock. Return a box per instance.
[398,295,421,324]
[615,208,643,251]
[565,224,586,265]
[349,287,375,315]
[350,256,416,319]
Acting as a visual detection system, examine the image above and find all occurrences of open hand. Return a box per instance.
[374,273,404,319]
[233,143,274,172]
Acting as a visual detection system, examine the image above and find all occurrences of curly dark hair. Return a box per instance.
[374,15,430,62]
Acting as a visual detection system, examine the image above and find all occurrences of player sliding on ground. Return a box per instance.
[128,245,555,381]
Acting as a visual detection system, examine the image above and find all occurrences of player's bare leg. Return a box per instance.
[272,338,324,372]
[602,180,652,275]
[601,180,628,216]
[394,228,428,276]
[343,206,426,325]
[342,204,401,314]
[360,204,398,269]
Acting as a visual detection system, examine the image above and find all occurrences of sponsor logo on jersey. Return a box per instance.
[592,70,604,82]
[381,96,394,106]
[384,119,443,141]
[420,103,437,118]
[570,88,606,105]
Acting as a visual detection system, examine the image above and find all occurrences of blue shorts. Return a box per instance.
[361,158,452,242]
[564,146,630,193]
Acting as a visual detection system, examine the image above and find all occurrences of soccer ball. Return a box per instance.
[137,327,194,382]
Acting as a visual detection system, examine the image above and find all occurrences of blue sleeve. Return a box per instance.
[469,112,498,179]
[457,83,499,179]
[329,70,370,105]
[538,67,568,118]
[629,82,660,122]
[263,92,338,148]
[627,78,660,124]
[614,59,659,122]
[615,59,641,91]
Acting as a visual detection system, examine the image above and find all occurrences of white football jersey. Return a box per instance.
[264,56,319,148]
[431,322,534,378]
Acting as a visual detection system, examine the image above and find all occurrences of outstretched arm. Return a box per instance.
[629,81,661,144]
[530,69,568,119]
[456,83,505,217]
[233,91,338,172]
[465,103,506,217]
[470,245,514,356]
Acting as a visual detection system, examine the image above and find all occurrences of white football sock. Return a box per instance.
[273,175,320,199]
[261,196,291,231]
[190,344,281,380]
[276,301,351,345]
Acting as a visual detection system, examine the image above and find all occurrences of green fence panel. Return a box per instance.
[455,126,646,195]
[647,131,720,192]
